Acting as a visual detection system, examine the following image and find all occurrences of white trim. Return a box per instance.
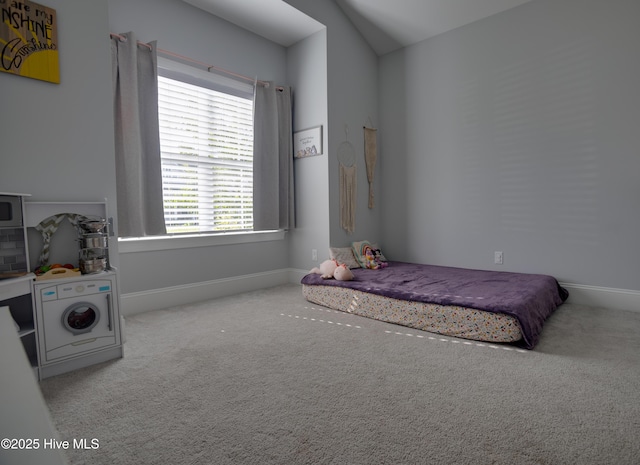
[118,230,285,254]
[289,267,311,283]
[120,268,300,316]
[560,282,640,313]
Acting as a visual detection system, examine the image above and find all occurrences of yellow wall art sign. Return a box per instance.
[1,0,59,84]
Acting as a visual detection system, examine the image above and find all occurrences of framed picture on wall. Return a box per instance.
[0,0,60,84]
[294,126,323,158]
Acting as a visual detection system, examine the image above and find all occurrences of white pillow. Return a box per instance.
[329,247,360,269]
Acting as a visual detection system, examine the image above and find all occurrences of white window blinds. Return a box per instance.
[157,58,255,234]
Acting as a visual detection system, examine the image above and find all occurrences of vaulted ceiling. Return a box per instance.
[183,0,533,56]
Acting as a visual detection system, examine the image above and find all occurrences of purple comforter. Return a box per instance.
[301,262,568,349]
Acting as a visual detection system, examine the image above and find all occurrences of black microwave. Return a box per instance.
[0,194,23,228]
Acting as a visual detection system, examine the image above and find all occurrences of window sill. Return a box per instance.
[118,230,285,254]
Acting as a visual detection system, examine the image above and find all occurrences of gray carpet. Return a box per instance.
[40,284,640,464]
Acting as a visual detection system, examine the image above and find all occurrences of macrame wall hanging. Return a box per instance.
[363,124,378,209]
[337,125,356,234]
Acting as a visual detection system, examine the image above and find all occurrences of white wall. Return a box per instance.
[285,0,381,256]
[287,30,330,271]
[107,0,286,83]
[108,0,291,296]
[109,0,382,288]
[379,0,640,291]
[0,0,119,268]
[1,0,376,310]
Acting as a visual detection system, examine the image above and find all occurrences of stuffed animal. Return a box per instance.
[373,247,388,269]
[310,259,338,279]
[333,263,354,281]
[310,259,354,281]
[364,246,388,270]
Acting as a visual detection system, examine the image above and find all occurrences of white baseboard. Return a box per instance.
[289,268,311,283]
[560,282,640,313]
[120,270,640,316]
[121,268,303,316]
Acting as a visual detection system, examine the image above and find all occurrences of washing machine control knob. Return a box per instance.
[75,285,85,293]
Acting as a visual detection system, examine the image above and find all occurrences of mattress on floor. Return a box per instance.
[301,261,569,349]
[302,283,523,343]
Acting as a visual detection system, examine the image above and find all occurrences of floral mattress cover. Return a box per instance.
[301,261,569,349]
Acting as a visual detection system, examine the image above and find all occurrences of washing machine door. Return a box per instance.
[62,302,100,335]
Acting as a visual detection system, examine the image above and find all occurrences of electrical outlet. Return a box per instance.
[312,249,318,261]
[494,251,503,265]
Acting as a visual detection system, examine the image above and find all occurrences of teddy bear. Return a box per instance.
[310,259,354,281]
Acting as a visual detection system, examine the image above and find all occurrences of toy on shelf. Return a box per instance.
[34,264,81,281]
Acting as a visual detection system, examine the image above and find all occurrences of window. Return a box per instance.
[157,57,255,234]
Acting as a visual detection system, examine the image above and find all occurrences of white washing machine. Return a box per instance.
[34,271,122,374]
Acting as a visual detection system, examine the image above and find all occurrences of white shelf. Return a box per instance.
[24,200,107,228]
[18,322,35,337]
[0,274,33,300]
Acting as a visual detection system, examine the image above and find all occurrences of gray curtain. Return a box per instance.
[111,32,166,237]
[253,83,295,231]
